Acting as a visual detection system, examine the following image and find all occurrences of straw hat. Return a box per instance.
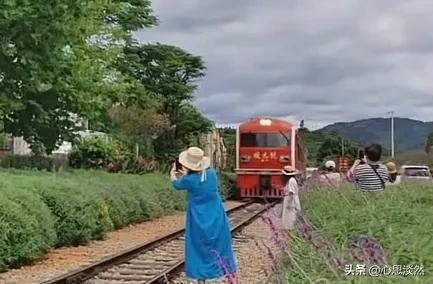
[178,147,210,181]
[386,162,397,174]
[282,165,300,175]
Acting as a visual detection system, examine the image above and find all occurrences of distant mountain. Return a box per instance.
[319,118,433,151]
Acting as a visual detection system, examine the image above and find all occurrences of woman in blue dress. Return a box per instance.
[170,147,237,283]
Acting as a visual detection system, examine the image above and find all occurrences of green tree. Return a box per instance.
[119,43,206,125]
[426,132,433,154]
[219,127,236,171]
[316,136,358,166]
[0,0,156,153]
[118,42,211,159]
[153,104,213,160]
[109,105,170,157]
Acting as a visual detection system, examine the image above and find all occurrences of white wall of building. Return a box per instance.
[11,130,108,156]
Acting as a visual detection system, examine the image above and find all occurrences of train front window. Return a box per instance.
[240,133,290,147]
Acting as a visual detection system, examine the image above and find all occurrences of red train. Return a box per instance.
[235,117,306,199]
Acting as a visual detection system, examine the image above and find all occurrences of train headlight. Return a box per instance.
[259,119,272,126]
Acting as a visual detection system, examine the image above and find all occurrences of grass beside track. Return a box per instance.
[278,183,433,284]
[0,169,189,270]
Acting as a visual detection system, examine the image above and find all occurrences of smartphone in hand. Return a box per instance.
[175,158,182,171]
[358,150,365,164]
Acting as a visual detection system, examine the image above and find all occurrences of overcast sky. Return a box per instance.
[135,0,433,129]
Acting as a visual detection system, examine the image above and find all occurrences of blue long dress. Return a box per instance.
[172,168,237,280]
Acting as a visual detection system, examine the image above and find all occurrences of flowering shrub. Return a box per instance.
[279,183,433,283]
[0,170,185,269]
[251,182,432,283]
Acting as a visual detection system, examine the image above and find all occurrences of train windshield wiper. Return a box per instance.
[279,130,290,145]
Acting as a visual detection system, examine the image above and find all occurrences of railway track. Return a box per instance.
[42,200,277,284]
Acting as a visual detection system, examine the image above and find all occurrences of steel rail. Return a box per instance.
[41,200,255,284]
[146,200,278,284]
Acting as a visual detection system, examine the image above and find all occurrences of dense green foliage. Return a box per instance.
[219,172,237,200]
[0,1,213,161]
[0,170,183,268]
[219,128,236,171]
[392,150,433,168]
[0,169,234,269]
[0,0,157,153]
[116,43,213,160]
[303,130,359,167]
[281,184,433,283]
[425,132,433,153]
[0,154,68,171]
[68,136,129,169]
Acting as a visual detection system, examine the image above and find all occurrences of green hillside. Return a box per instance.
[320,117,433,151]
[302,129,359,167]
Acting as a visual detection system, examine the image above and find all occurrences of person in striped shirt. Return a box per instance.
[348,144,389,192]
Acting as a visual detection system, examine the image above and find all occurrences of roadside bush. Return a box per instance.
[69,137,129,169]
[0,170,186,270]
[102,186,142,228]
[0,154,68,171]
[130,185,166,220]
[0,191,56,269]
[36,184,113,247]
[219,171,237,200]
[0,154,53,171]
[1,187,57,248]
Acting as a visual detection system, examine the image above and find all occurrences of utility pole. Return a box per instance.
[341,137,345,156]
[388,111,395,158]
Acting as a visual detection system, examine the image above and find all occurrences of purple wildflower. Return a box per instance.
[260,215,287,252]
[297,216,319,249]
[347,235,388,266]
[210,249,238,283]
[296,214,346,271]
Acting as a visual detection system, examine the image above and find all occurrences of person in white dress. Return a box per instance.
[281,165,301,230]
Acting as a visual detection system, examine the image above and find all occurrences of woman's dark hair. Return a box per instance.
[364,143,382,162]
[283,174,294,184]
[389,172,397,182]
[187,169,200,175]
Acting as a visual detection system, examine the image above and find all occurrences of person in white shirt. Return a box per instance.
[281,165,301,230]
[320,160,342,187]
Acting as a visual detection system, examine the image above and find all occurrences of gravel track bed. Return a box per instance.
[84,203,265,284]
[0,201,244,284]
[173,204,283,284]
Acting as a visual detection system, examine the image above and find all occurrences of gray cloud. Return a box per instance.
[136,0,433,129]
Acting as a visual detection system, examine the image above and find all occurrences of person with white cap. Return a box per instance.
[281,165,301,230]
[319,160,342,187]
[170,147,236,283]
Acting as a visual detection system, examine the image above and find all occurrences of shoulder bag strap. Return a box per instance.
[369,164,385,189]
[322,173,335,187]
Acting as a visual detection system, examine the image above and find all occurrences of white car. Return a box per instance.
[400,165,432,183]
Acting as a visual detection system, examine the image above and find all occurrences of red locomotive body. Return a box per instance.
[235,117,306,198]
